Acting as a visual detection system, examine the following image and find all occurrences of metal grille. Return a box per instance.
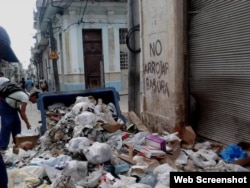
[119,28,127,44]
[189,0,250,145]
[119,28,128,70]
[120,51,128,70]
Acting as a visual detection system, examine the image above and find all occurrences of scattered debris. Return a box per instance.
[2,94,250,188]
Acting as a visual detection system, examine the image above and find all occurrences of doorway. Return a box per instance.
[82,29,104,89]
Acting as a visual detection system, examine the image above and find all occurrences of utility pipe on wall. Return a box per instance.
[127,0,141,117]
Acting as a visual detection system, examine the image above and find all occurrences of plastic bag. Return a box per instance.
[162,132,181,142]
[8,169,41,188]
[62,160,88,182]
[75,111,97,126]
[66,137,91,153]
[112,175,137,188]
[82,142,112,164]
[153,163,178,187]
[125,183,152,188]
[106,134,123,150]
[133,132,150,145]
[43,165,62,183]
[52,175,77,188]
[20,166,45,179]
[220,144,248,162]
[30,155,72,168]
[77,167,103,187]
[71,101,92,116]
[139,171,157,188]
[74,96,90,104]
[16,127,39,137]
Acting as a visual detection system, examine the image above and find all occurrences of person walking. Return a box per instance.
[39,77,46,91]
[19,77,26,90]
[25,77,33,92]
[0,25,19,188]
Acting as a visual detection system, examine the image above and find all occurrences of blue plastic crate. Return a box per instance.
[37,87,125,135]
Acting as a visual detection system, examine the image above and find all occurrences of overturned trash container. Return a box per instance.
[36,87,125,135]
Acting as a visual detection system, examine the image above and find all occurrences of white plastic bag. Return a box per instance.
[51,175,76,188]
[8,169,41,188]
[153,164,178,187]
[71,101,91,116]
[112,175,137,188]
[16,127,39,137]
[82,142,112,164]
[20,166,45,179]
[62,160,88,182]
[77,167,103,187]
[75,111,97,126]
[66,137,91,153]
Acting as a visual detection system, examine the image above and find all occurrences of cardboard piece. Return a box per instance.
[128,111,149,132]
[173,125,196,146]
[118,146,135,165]
[101,123,122,133]
[15,135,40,149]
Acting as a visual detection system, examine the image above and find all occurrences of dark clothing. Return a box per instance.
[0,99,21,148]
[0,153,8,188]
[19,80,26,90]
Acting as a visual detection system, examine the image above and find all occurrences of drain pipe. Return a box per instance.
[127,0,141,117]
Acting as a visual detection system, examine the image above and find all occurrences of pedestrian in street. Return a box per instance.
[0,25,19,188]
[19,77,26,90]
[25,77,33,92]
[39,77,46,91]
[44,80,49,91]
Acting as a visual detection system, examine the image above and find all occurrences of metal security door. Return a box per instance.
[189,0,250,144]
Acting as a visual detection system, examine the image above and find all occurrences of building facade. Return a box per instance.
[32,0,128,93]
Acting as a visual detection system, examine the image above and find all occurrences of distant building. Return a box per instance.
[32,0,128,93]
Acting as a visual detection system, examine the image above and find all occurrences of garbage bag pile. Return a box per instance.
[3,95,250,188]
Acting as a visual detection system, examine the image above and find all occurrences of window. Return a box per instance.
[120,51,128,70]
[119,28,128,70]
[119,28,127,45]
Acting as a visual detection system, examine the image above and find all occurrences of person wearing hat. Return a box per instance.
[0,26,19,188]
[0,26,42,188]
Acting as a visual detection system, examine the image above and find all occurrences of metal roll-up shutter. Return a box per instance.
[188,0,250,145]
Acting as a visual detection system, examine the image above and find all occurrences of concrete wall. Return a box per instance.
[140,0,186,133]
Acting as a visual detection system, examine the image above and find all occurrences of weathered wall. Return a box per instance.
[49,1,128,92]
[141,0,186,133]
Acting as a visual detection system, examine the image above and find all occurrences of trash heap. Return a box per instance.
[4,95,250,188]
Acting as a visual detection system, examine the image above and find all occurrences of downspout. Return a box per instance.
[127,0,141,117]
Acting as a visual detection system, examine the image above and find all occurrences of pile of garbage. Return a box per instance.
[3,95,250,188]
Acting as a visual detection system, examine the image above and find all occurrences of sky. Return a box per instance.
[0,0,36,69]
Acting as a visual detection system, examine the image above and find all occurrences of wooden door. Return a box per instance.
[82,29,104,89]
